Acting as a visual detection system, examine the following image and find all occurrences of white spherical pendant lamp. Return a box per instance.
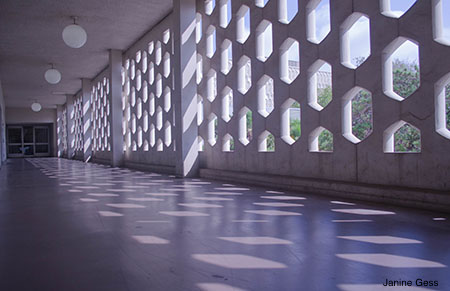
[62,17,87,48]
[31,102,42,112]
[44,64,61,84]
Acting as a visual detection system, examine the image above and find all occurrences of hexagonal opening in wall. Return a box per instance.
[220,0,232,28]
[197,53,203,84]
[220,39,233,75]
[383,121,421,153]
[255,0,269,8]
[196,13,202,44]
[136,70,142,91]
[206,25,217,58]
[142,51,148,73]
[163,29,170,44]
[381,0,417,18]
[148,41,154,54]
[256,20,273,62]
[382,37,420,101]
[281,98,301,145]
[142,81,148,103]
[258,130,275,152]
[280,38,300,84]
[197,94,204,126]
[279,0,298,24]
[156,139,163,151]
[207,69,217,101]
[156,107,163,130]
[164,121,172,146]
[237,5,250,44]
[432,0,450,46]
[208,113,218,146]
[221,86,234,122]
[342,87,373,143]
[309,126,333,152]
[306,0,331,44]
[130,60,136,80]
[156,74,162,97]
[205,0,216,15]
[222,133,235,152]
[340,13,371,69]
[308,60,332,111]
[238,107,253,145]
[238,56,252,94]
[163,52,171,78]
[257,75,274,117]
[143,111,149,132]
[434,72,450,139]
[150,124,155,147]
[137,126,143,148]
[164,87,171,112]
[137,98,143,119]
[155,41,162,65]
[149,93,155,116]
[198,136,205,151]
[149,62,155,85]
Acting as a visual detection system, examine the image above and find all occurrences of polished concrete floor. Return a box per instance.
[0,158,449,291]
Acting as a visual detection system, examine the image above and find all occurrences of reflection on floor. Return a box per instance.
[0,158,448,291]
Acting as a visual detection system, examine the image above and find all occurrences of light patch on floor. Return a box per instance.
[160,211,210,217]
[146,193,179,196]
[193,197,234,201]
[260,196,306,200]
[332,209,396,215]
[332,220,373,223]
[253,202,304,207]
[88,193,119,197]
[244,210,302,216]
[204,192,243,195]
[197,283,248,291]
[218,236,293,245]
[336,253,446,268]
[232,220,269,223]
[127,197,164,201]
[80,198,98,202]
[106,189,136,192]
[337,236,423,244]
[178,203,223,208]
[192,254,287,269]
[132,235,170,244]
[106,203,146,209]
[136,220,171,223]
[331,201,356,206]
[215,187,250,191]
[98,211,123,217]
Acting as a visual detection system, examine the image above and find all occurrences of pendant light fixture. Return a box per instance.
[44,63,61,84]
[62,16,87,48]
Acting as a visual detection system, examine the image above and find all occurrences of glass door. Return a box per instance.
[7,125,51,158]
[34,126,50,156]
[7,126,23,157]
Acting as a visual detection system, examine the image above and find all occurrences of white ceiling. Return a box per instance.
[0,0,172,108]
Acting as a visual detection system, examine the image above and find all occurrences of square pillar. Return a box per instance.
[109,49,124,167]
[81,78,92,162]
[65,95,75,159]
[174,0,199,177]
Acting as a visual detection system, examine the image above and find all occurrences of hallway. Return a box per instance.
[0,158,448,291]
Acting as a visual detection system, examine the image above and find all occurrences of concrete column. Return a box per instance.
[56,105,64,157]
[81,78,92,162]
[66,95,75,159]
[173,0,199,177]
[109,49,124,167]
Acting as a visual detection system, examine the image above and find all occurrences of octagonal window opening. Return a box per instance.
[207,69,217,101]
[281,98,301,145]
[131,114,137,134]
[143,111,149,132]
[156,74,163,97]
[137,98,143,119]
[308,60,332,111]
[135,50,141,63]
[205,0,216,15]
[143,140,149,151]
[155,41,162,65]
[342,87,373,143]
[238,107,253,145]
[258,130,275,152]
[156,106,163,130]
[197,54,203,84]
[137,126,143,148]
[163,29,170,44]
[381,0,417,18]
[340,13,371,69]
[198,136,205,151]
[306,0,331,44]
[149,93,155,116]
[208,113,218,146]
[132,141,137,152]
[382,37,420,101]
[163,52,171,78]
[237,5,250,44]
[156,138,163,151]
[150,124,155,147]
[435,72,450,139]
[238,56,252,94]
[383,120,421,153]
[196,13,203,44]
[221,39,233,75]
[148,41,154,55]
[197,95,204,126]
[257,75,274,117]
[142,81,148,103]
[136,70,142,91]
[220,0,232,28]
[130,60,136,80]
[164,121,172,146]
[255,0,269,8]
[206,25,217,58]
[309,126,333,152]
[164,87,171,112]
[280,38,300,84]
[279,0,298,24]
[256,20,273,62]
[221,86,234,122]
[130,87,136,107]
[149,62,155,85]
[432,0,450,46]
[142,51,148,73]
[222,134,235,152]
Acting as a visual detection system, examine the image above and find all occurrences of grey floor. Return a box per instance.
[0,158,449,291]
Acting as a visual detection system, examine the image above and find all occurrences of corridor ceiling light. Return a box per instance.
[31,101,42,112]
[62,17,87,48]
[44,64,61,84]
